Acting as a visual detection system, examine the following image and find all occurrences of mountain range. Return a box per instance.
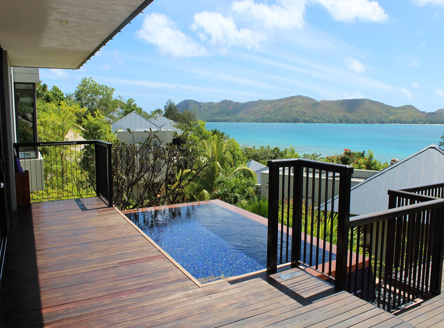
[177,96,444,124]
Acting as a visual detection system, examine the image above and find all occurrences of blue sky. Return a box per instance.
[40,0,444,113]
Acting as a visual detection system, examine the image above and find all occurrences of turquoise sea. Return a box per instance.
[205,123,444,163]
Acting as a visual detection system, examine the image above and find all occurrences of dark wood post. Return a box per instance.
[267,160,280,274]
[95,142,99,198]
[335,166,353,291]
[107,143,113,207]
[430,207,444,295]
[291,163,303,268]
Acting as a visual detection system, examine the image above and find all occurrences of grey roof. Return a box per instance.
[149,115,176,128]
[346,144,444,216]
[246,160,268,185]
[111,112,181,133]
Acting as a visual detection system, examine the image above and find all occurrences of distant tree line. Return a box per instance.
[177,97,444,124]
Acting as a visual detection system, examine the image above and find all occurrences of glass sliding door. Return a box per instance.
[0,47,10,285]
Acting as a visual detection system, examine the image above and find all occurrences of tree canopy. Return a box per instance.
[164,99,197,125]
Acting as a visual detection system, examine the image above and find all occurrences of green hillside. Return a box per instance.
[177,96,444,124]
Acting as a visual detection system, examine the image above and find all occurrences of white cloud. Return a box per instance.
[136,13,208,57]
[395,53,419,67]
[231,0,306,29]
[412,82,419,88]
[414,0,444,6]
[188,68,282,89]
[191,11,265,50]
[49,69,69,78]
[435,89,444,97]
[104,76,262,98]
[401,88,413,100]
[345,57,366,73]
[344,91,365,99]
[314,0,389,22]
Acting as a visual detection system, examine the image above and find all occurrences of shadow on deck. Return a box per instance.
[0,199,431,327]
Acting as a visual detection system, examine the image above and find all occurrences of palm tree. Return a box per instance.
[185,134,255,202]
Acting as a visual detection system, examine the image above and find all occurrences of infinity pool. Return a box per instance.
[125,200,334,283]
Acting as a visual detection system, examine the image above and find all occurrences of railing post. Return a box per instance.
[388,190,396,209]
[107,143,113,207]
[95,142,99,198]
[430,207,444,295]
[335,166,353,291]
[267,160,279,274]
[291,163,303,268]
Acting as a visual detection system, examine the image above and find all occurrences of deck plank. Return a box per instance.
[0,198,440,327]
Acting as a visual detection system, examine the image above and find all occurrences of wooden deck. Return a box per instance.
[0,198,437,327]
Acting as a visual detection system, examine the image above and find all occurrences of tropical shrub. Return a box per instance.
[325,149,388,171]
[112,130,209,210]
[239,196,269,218]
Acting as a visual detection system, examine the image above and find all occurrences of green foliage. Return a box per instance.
[37,82,65,104]
[30,145,96,203]
[176,96,444,124]
[117,97,142,117]
[164,99,197,125]
[74,77,117,118]
[212,171,256,205]
[302,153,322,161]
[238,196,269,218]
[241,196,340,244]
[243,145,299,165]
[325,149,388,170]
[112,130,209,210]
[37,100,86,141]
[243,145,388,171]
[175,121,253,204]
[81,111,117,143]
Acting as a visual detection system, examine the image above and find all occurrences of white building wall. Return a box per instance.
[13,67,39,84]
[261,168,378,204]
[116,130,173,146]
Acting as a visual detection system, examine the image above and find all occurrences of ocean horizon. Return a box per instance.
[205,122,444,163]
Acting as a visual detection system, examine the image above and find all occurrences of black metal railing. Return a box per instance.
[267,159,353,290]
[14,141,113,206]
[347,198,444,312]
[389,182,444,207]
[343,182,444,312]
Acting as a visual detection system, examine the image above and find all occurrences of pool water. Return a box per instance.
[126,202,334,283]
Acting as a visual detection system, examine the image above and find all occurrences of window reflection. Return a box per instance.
[15,83,37,158]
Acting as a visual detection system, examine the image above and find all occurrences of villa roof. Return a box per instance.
[111,112,181,134]
[346,144,444,216]
[0,0,153,69]
[246,160,268,185]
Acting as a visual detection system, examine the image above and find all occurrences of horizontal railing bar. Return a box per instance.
[388,189,437,202]
[397,182,444,193]
[350,198,444,227]
[268,158,353,173]
[14,140,112,147]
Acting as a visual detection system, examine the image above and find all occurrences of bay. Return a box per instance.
[205,123,444,163]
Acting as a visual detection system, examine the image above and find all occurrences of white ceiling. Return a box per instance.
[0,0,153,69]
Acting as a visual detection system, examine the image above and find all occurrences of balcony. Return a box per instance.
[1,151,444,326]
